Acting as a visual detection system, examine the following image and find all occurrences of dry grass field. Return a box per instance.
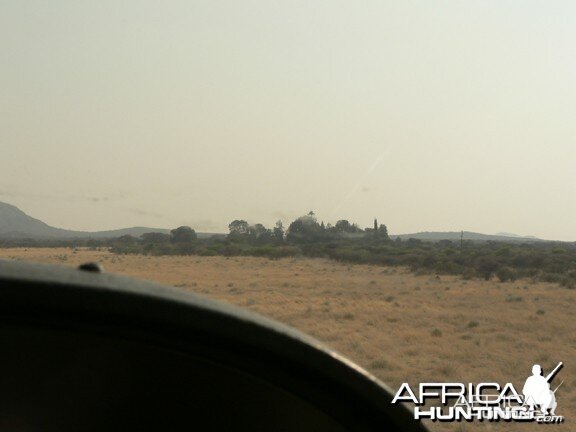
[0,248,574,432]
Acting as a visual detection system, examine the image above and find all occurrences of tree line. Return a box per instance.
[2,211,576,288]
[109,212,576,288]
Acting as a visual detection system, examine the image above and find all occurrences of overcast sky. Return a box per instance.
[1,1,575,240]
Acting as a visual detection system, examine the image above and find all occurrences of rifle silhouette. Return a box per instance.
[546,362,563,382]
[553,381,564,393]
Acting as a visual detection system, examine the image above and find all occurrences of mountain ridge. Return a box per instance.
[0,201,548,242]
[0,201,172,239]
[392,231,545,242]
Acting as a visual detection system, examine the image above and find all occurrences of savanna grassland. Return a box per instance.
[1,248,574,432]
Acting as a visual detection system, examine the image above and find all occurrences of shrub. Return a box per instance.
[431,328,442,337]
[467,320,479,328]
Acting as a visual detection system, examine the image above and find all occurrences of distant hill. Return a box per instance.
[495,232,539,239]
[392,231,544,242]
[0,201,215,239]
[0,201,547,243]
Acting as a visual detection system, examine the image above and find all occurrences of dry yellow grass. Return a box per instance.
[1,248,574,432]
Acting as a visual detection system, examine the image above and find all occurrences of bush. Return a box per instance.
[431,328,442,337]
[496,267,518,282]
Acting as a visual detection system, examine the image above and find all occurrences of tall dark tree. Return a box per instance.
[334,220,362,234]
[248,223,268,239]
[286,212,322,243]
[273,220,285,242]
[335,220,352,232]
[228,220,249,236]
[170,226,197,243]
[378,223,389,239]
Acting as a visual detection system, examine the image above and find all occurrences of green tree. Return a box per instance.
[228,220,249,235]
[170,226,197,243]
[286,212,323,243]
[248,223,267,238]
[332,220,362,235]
[378,223,389,239]
[272,220,285,242]
[246,223,273,244]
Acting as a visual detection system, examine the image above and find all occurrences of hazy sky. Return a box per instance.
[2,1,576,240]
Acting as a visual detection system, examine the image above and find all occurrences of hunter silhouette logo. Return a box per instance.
[391,361,564,424]
[522,362,562,416]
